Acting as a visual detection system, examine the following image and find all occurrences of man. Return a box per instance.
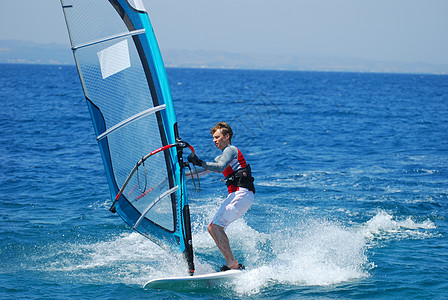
[188,122,255,271]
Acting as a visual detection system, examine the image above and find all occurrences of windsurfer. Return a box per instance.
[188,122,255,271]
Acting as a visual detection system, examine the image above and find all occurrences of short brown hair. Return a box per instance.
[210,122,233,141]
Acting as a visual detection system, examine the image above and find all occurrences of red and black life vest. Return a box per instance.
[222,147,255,194]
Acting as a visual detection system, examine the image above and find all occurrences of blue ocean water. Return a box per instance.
[0,63,447,299]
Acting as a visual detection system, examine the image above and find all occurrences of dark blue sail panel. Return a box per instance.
[61,0,194,273]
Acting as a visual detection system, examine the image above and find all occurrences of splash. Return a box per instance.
[360,210,437,242]
[223,218,370,295]
[224,211,437,296]
[33,207,435,295]
[38,232,190,285]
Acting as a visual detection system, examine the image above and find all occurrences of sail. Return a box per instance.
[61,0,194,273]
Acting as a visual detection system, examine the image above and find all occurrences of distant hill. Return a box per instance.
[162,49,448,75]
[0,40,74,65]
[1,39,447,75]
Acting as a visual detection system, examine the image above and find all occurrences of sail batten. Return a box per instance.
[134,186,179,230]
[72,29,146,51]
[97,104,166,140]
[61,0,195,274]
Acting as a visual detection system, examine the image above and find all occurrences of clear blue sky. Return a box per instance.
[1,0,447,65]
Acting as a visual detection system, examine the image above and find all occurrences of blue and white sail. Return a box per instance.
[61,0,195,274]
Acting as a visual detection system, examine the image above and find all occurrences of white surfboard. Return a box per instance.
[144,269,244,291]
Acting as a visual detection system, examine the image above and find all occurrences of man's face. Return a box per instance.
[213,129,230,150]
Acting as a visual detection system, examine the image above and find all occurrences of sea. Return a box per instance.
[1,63,447,299]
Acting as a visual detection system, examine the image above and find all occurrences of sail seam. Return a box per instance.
[133,186,179,229]
[97,104,166,141]
[72,29,146,50]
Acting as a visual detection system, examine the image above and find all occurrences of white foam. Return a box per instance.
[187,196,372,294]
[37,205,435,294]
[43,233,167,283]
[223,218,370,295]
[359,210,437,242]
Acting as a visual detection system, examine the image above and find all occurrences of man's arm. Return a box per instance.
[198,146,237,173]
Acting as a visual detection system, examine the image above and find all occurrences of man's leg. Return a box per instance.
[208,223,238,268]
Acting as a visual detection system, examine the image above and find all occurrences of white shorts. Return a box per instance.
[211,188,254,228]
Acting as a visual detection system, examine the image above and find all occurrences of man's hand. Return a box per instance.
[188,153,203,166]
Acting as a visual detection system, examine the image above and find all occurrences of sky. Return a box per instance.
[1,0,447,65]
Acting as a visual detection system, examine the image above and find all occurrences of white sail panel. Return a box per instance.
[97,40,131,79]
